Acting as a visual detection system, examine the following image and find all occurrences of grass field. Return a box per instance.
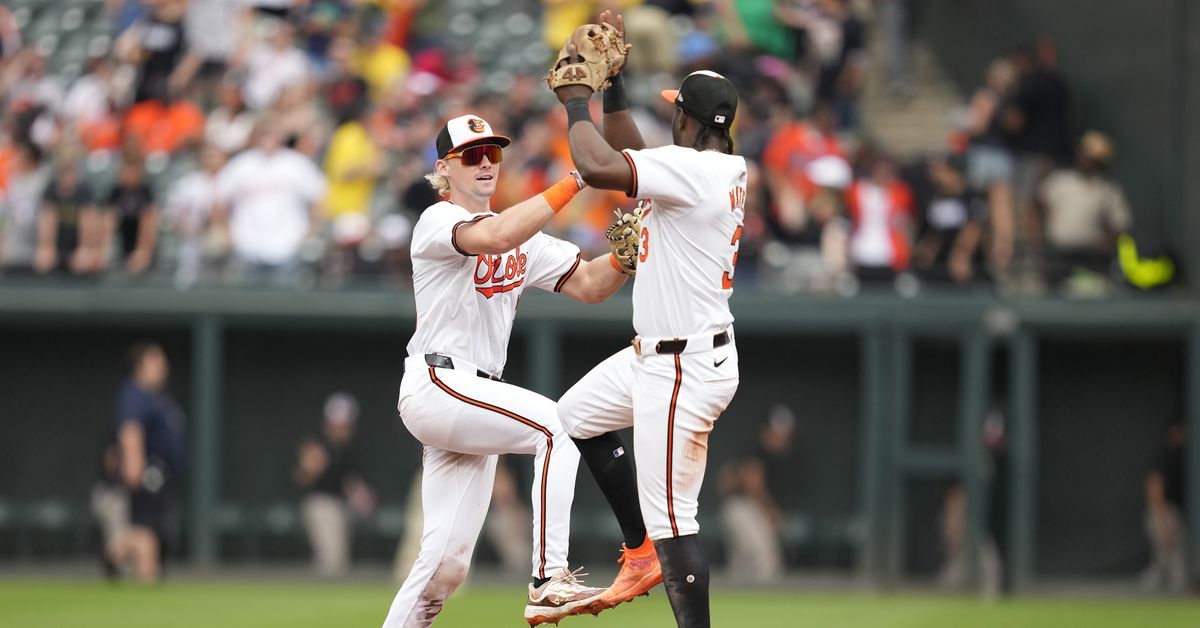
[1,580,1198,627]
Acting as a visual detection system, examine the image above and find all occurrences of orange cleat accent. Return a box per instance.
[579,535,663,616]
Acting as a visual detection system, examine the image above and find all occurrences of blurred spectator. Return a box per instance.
[123,95,206,155]
[91,437,129,580]
[104,151,158,275]
[764,154,853,293]
[0,142,49,275]
[623,1,695,75]
[350,21,410,101]
[184,0,243,84]
[323,100,381,281]
[115,0,202,103]
[763,102,846,240]
[294,392,376,578]
[165,144,227,287]
[719,405,795,584]
[205,77,257,155]
[322,36,370,124]
[1011,39,1072,242]
[38,157,102,275]
[3,50,67,119]
[267,81,329,158]
[240,18,309,111]
[717,0,795,60]
[810,0,866,128]
[1035,130,1132,288]
[938,410,1006,595]
[1141,420,1189,593]
[847,156,915,282]
[964,58,1019,273]
[214,120,326,284]
[911,155,986,285]
[108,341,187,585]
[483,459,534,575]
[63,57,120,128]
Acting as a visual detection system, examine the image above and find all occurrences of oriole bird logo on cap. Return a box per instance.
[467,118,486,133]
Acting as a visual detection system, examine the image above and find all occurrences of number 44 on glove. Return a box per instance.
[544,22,628,92]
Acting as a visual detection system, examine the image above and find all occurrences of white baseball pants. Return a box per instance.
[559,332,739,540]
[382,355,580,628]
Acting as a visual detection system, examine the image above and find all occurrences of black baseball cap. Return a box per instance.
[660,70,738,130]
[435,114,511,159]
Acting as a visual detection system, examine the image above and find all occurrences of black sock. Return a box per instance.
[654,535,710,628]
[571,432,646,548]
[532,575,550,588]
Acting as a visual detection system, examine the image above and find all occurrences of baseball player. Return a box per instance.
[381,114,631,627]
[550,20,746,627]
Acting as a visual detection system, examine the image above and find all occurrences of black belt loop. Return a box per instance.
[424,354,504,383]
[654,330,729,355]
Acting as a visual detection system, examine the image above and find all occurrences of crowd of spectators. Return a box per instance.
[0,0,1143,296]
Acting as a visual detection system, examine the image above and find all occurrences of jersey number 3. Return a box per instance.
[721,225,744,290]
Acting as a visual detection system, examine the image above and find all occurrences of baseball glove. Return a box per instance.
[545,22,628,92]
[606,201,646,277]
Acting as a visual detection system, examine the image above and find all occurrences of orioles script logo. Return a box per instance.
[474,247,528,298]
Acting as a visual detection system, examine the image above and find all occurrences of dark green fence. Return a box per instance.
[0,285,1196,590]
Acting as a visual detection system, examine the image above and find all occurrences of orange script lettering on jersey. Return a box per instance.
[473,247,528,298]
[729,186,747,211]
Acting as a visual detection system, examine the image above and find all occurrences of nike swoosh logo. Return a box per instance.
[714,357,728,368]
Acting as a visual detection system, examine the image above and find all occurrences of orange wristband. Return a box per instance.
[541,173,584,213]
[609,253,622,272]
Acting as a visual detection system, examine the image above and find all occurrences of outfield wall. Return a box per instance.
[0,286,1196,589]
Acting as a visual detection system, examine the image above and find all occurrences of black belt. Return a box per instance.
[655,330,730,355]
[424,354,505,382]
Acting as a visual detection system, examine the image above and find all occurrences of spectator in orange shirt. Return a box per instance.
[846,156,915,282]
[123,96,205,155]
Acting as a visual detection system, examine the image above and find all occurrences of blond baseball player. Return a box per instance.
[550,17,746,626]
[382,114,632,627]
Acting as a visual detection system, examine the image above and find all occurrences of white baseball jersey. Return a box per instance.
[559,143,746,543]
[405,200,582,376]
[621,145,747,338]
[388,199,587,626]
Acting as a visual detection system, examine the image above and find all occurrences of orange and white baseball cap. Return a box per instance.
[436,114,511,159]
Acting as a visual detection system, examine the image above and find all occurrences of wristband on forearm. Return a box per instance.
[565,97,592,128]
[542,171,585,213]
[603,74,628,113]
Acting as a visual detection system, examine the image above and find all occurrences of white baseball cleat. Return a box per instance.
[524,567,607,626]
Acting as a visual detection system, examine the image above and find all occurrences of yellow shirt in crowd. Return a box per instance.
[324,121,380,218]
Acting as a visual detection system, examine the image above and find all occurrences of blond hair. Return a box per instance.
[424,172,451,198]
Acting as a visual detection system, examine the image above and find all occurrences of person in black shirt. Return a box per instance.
[115,0,201,103]
[37,161,99,275]
[294,392,376,577]
[105,153,158,275]
[912,155,987,285]
[109,341,187,584]
[1142,420,1188,592]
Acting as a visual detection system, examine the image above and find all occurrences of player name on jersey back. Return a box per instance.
[623,145,748,339]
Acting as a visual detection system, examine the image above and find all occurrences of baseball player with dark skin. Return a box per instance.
[551,11,747,628]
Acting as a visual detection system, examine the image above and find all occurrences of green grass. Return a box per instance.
[0,580,1196,627]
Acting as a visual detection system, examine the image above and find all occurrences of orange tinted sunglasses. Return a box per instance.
[446,144,503,166]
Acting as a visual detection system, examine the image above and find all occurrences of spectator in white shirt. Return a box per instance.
[240,18,309,110]
[214,120,326,283]
[165,144,227,287]
[205,77,256,154]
